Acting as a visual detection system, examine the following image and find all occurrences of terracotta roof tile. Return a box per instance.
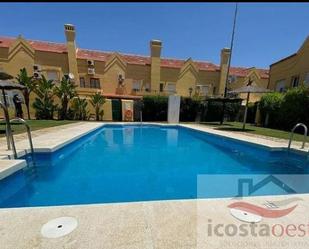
[77,49,110,61]
[0,36,15,47]
[229,67,269,79]
[0,36,269,78]
[0,36,67,53]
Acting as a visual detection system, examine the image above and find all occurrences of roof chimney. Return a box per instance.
[64,24,76,42]
[150,40,162,58]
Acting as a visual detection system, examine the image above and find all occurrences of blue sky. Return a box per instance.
[1,3,309,68]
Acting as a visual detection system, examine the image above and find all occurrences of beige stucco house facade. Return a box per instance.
[268,36,309,92]
[0,24,269,119]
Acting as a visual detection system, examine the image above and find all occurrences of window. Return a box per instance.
[291,75,299,88]
[80,77,86,88]
[46,71,58,81]
[90,78,100,89]
[166,83,176,94]
[132,80,142,92]
[159,83,164,92]
[144,83,150,92]
[228,75,237,84]
[275,79,286,92]
[196,84,209,96]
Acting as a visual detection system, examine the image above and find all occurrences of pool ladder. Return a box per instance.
[0,101,35,165]
[288,123,308,151]
[10,118,35,166]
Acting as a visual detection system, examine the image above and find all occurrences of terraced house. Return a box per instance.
[268,36,309,92]
[0,24,269,120]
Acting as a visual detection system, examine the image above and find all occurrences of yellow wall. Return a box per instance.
[269,37,309,91]
[0,24,270,121]
[229,70,269,103]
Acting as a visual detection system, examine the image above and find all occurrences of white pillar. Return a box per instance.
[168,95,181,123]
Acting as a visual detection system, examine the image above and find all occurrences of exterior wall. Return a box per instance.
[103,99,112,121]
[269,37,309,91]
[176,68,198,96]
[0,24,270,121]
[0,47,9,62]
[229,72,269,103]
[2,39,34,77]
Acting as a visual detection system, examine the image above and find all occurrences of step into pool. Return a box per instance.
[1,124,309,208]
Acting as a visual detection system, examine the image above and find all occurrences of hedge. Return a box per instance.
[259,87,309,130]
[142,95,242,122]
[142,95,168,121]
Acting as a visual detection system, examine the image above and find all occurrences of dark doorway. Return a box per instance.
[111,99,122,121]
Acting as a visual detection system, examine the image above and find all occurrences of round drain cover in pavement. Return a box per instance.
[230,208,262,223]
[41,217,78,238]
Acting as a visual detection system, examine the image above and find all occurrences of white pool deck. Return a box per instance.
[1,122,309,249]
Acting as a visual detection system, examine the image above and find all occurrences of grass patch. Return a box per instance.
[0,120,77,137]
[201,122,307,142]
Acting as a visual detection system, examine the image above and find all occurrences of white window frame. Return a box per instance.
[228,75,237,84]
[291,75,300,88]
[46,70,59,81]
[166,82,176,94]
[196,84,209,96]
[132,80,143,92]
[144,82,151,92]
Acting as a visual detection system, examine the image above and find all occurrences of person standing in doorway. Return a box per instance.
[13,94,24,118]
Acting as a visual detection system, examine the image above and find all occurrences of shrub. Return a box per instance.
[225,101,242,122]
[259,87,309,130]
[142,95,168,121]
[201,101,222,122]
[200,100,241,122]
[180,97,201,122]
[259,92,284,128]
[71,97,89,120]
[279,87,309,130]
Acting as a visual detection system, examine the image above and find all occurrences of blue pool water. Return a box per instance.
[1,124,309,208]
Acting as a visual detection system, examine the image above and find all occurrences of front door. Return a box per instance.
[111,99,122,121]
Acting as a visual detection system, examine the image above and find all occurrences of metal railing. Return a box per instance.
[288,123,308,150]
[10,118,35,165]
[0,101,17,158]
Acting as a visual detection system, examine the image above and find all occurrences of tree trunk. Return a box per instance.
[265,113,269,127]
[96,106,99,121]
[61,97,68,120]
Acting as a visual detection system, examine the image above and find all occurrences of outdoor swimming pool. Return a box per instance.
[1,124,309,208]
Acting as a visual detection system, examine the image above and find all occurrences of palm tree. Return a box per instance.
[54,77,77,120]
[71,97,88,120]
[90,92,105,121]
[16,68,36,119]
[32,75,57,120]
